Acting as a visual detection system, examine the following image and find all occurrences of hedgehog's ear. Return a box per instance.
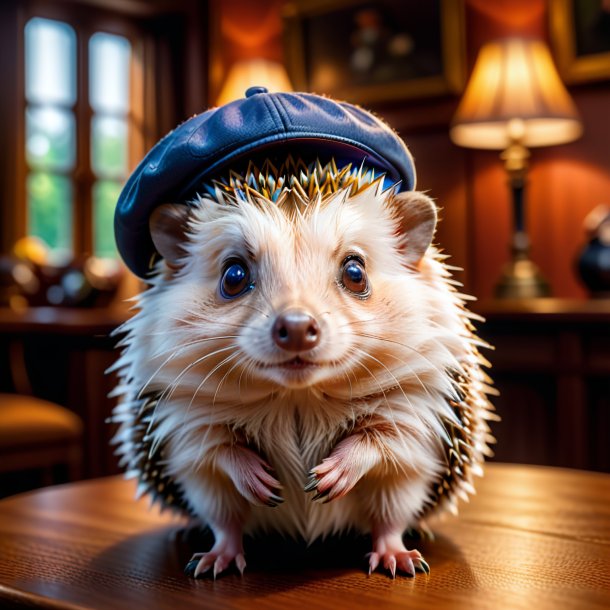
[149,203,191,268]
[391,191,437,266]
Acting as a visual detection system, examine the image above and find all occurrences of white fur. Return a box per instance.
[112,183,491,542]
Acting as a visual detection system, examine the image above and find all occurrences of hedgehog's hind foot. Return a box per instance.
[367,526,430,578]
[184,520,246,579]
[185,549,246,579]
[367,549,429,578]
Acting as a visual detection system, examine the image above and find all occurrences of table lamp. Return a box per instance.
[216,59,293,106]
[450,38,583,298]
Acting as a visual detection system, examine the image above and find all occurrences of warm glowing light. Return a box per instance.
[450,38,582,150]
[216,59,293,106]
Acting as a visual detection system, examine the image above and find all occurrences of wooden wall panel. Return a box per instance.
[478,303,610,472]
[489,372,558,466]
[590,377,610,472]
[407,133,471,290]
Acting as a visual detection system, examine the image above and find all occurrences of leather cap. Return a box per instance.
[114,88,416,278]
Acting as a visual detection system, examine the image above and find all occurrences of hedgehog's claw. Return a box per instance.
[185,550,246,579]
[184,558,200,578]
[304,474,319,493]
[395,554,414,577]
[367,552,380,575]
[305,435,370,502]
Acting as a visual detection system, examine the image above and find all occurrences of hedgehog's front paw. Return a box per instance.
[305,457,355,502]
[216,444,283,507]
[305,442,366,502]
[305,433,382,503]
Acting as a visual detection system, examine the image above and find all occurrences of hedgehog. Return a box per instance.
[109,153,496,580]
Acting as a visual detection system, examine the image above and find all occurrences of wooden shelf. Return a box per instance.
[0,304,131,336]
[474,298,610,322]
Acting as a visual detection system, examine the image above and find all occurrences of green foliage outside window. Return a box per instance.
[93,180,122,258]
[27,173,72,259]
[25,18,130,261]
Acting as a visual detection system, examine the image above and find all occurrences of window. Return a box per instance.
[23,14,141,265]
[90,32,131,259]
[25,18,76,262]
[1,0,204,276]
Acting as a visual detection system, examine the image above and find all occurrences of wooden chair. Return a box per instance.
[0,340,83,490]
[0,394,83,483]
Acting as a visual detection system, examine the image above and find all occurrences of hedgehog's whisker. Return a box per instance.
[353,332,449,379]
[354,344,434,402]
[182,350,240,433]
[160,344,237,405]
[212,356,245,407]
[138,337,238,397]
[150,335,240,359]
[235,302,271,319]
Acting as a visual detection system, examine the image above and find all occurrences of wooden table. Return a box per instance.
[0,463,608,609]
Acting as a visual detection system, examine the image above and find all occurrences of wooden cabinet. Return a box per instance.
[0,306,127,478]
[475,299,610,472]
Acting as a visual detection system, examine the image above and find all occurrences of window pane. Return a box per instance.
[92,116,128,178]
[27,172,73,257]
[25,18,76,105]
[93,180,121,258]
[89,33,131,113]
[26,107,76,171]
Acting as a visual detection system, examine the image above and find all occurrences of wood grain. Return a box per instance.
[0,464,608,609]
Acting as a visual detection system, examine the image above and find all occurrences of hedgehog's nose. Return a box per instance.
[272,309,320,352]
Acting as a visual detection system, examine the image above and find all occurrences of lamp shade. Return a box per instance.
[216,59,293,106]
[450,38,582,150]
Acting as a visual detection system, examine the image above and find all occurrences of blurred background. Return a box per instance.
[0,0,609,497]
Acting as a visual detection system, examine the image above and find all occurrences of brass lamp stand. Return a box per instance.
[494,141,551,298]
[449,38,582,298]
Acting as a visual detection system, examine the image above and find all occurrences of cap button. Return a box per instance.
[245,86,268,98]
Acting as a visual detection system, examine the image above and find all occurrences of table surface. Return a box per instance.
[0,463,608,610]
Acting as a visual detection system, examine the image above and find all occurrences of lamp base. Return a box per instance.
[494,257,551,299]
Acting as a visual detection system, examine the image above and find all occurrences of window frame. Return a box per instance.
[21,2,146,259]
[0,0,208,265]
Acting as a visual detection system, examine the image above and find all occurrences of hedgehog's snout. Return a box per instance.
[272,308,321,352]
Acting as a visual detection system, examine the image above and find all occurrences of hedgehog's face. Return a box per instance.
[147,176,437,401]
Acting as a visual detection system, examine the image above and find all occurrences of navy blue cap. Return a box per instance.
[115,88,416,278]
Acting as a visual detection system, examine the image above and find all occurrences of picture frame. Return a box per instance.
[282,0,466,105]
[549,0,610,83]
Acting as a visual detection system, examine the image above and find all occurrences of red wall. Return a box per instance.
[208,0,286,102]
[211,0,610,299]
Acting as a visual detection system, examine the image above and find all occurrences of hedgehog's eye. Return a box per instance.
[220,259,252,299]
[340,255,370,297]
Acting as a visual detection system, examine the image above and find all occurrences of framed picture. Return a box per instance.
[549,0,610,83]
[282,0,466,105]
